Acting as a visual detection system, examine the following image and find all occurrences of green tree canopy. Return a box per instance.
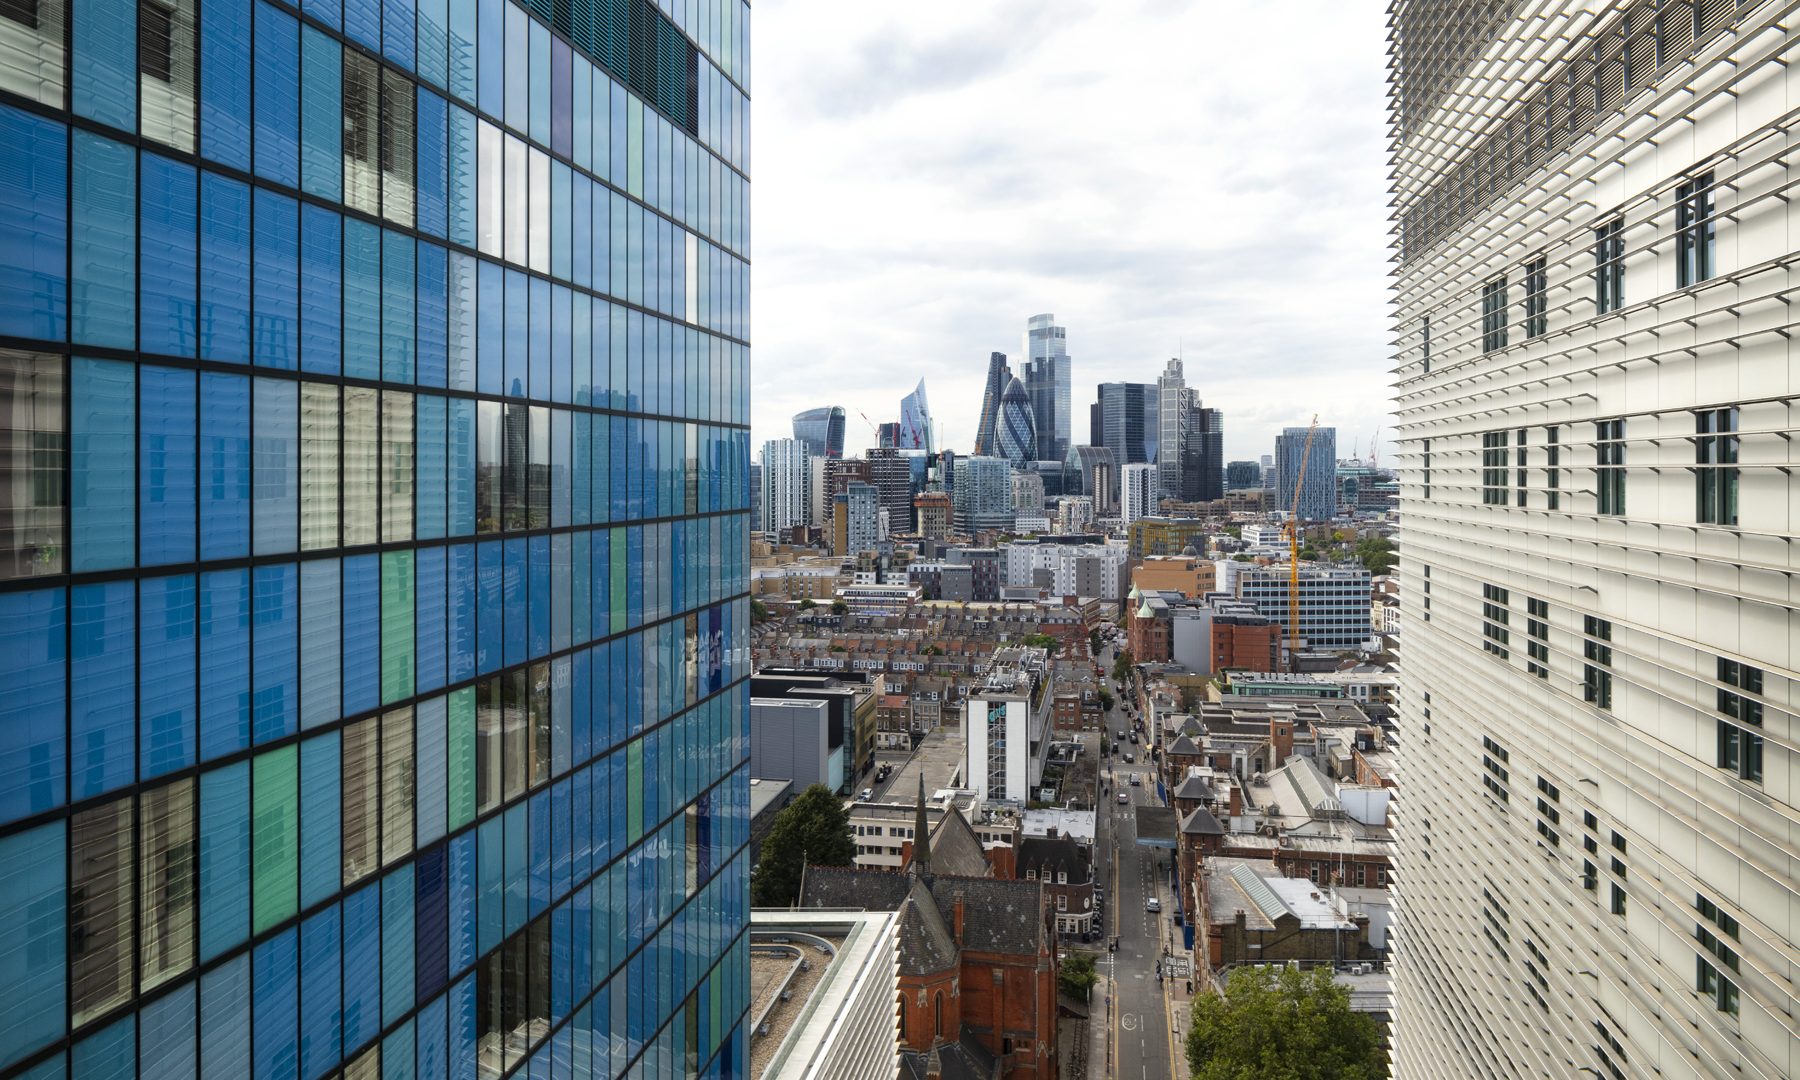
[750,599,771,624]
[751,784,856,908]
[798,598,817,610]
[830,598,849,615]
[1022,632,1061,654]
[1097,688,1115,711]
[1185,966,1385,1080]
[1112,650,1135,683]
[1353,535,1398,575]
[1059,952,1099,1002]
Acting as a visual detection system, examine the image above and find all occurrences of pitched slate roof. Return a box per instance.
[1181,805,1225,836]
[927,805,992,879]
[898,1034,997,1080]
[1016,835,1091,886]
[1169,734,1204,756]
[897,879,959,976]
[1172,773,1214,800]
[798,866,1049,959]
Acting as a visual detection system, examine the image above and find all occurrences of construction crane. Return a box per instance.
[1369,425,1382,469]
[1286,415,1320,673]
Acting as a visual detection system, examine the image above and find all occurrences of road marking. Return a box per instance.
[1121,1014,1138,1031]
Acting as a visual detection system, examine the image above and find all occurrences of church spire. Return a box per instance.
[911,774,932,875]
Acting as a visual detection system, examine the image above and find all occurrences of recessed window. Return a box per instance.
[1676,172,1715,288]
[0,350,65,579]
[1695,407,1739,526]
[1593,218,1625,313]
[1595,419,1626,515]
[1523,256,1547,337]
[1481,276,1509,352]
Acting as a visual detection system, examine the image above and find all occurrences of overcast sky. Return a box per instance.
[747,0,1393,466]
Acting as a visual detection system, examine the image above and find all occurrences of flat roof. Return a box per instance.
[884,729,966,804]
[751,911,900,1080]
[749,778,793,820]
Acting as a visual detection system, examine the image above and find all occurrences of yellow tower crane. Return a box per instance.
[1286,416,1319,673]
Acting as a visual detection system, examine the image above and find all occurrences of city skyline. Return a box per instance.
[750,0,1391,463]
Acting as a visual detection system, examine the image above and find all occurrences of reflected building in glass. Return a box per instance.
[0,0,754,1076]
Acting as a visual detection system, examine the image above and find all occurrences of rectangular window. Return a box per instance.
[343,387,379,546]
[1481,275,1508,351]
[71,797,135,1027]
[476,676,501,813]
[1545,427,1560,510]
[381,67,415,226]
[343,50,380,215]
[1695,407,1739,526]
[381,391,414,542]
[1611,883,1627,916]
[1695,893,1740,1015]
[1676,172,1715,288]
[1716,659,1764,784]
[1481,583,1510,660]
[1526,597,1550,679]
[1421,438,1430,500]
[1421,313,1430,373]
[1516,428,1528,507]
[1482,432,1510,505]
[0,0,65,107]
[1523,256,1547,337]
[341,716,379,885]
[139,0,195,150]
[1595,419,1626,515]
[381,707,415,864]
[1594,217,1624,313]
[139,775,197,993]
[300,383,339,550]
[0,350,64,579]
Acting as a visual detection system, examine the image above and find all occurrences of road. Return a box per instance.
[1092,638,1179,1080]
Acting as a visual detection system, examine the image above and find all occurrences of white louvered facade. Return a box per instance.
[1389,3,1799,1079]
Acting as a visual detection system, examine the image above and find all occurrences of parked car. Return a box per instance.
[858,788,873,801]
[1123,751,1134,764]
[1145,897,1161,913]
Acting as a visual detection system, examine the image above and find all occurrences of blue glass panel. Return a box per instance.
[414,699,446,845]
[139,574,197,779]
[300,28,344,201]
[200,173,253,361]
[446,0,473,103]
[298,731,341,908]
[136,154,199,358]
[505,269,528,397]
[343,0,379,54]
[475,0,501,118]
[416,394,447,540]
[342,553,381,715]
[299,558,341,731]
[502,537,525,667]
[383,1022,415,1080]
[416,0,447,88]
[417,243,448,388]
[201,0,252,169]
[71,133,136,348]
[474,540,500,675]
[571,413,590,527]
[198,760,252,961]
[199,567,252,760]
[529,277,550,399]
[0,590,65,824]
[415,997,447,1080]
[504,1,527,133]
[549,902,570,1024]
[447,251,475,391]
[447,830,475,975]
[344,218,382,380]
[253,929,299,1080]
[300,205,343,375]
[253,562,298,743]
[550,37,571,159]
[527,533,549,658]
[447,541,476,682]
[415,544,447,689]
[254,189,301,369]
[526,18,547,144]
[73,1014,134,1080]
[571,61,590,173]
[550,773,570,893]
[0,821,66,1068]
[382,0,415,71]
[382,230,416,384]
[72,0,135,129]
[254,1,302,186]
[0,106,68,342]
[253,377,300,553]
[550,409,570,528]
[68,357,134,572]
[447,107,476,249]
[341,883,381,1054]
[503,802,525,934]
[447,975,476,1080]
[301,0,340,32]
[475,815,501,956]
[382,864,416,1027]
[298,904,342,1080]
[200,371,251,558]
[140,982,197,1080]
[447,398,475,536]
[476,259,503,395]
[200,954,251,1080]
[526,789,548,916]
[70,580,134,799]
[417,92,448,239]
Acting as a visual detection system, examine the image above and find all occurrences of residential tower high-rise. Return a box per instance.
[952,457,1015,534]
[1022,313,1072,462]
[1390,4,1798,1079]
[1120,463,1158,526]
[762,438,813,536]
[1275,426,1336,521]
[792,406,847,460]
[0,1,754,1076]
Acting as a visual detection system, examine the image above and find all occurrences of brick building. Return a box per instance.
[1131,554,1217,599]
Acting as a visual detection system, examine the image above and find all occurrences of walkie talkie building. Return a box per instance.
[0,0,753,1075]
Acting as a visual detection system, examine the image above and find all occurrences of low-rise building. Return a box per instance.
[1236,564,1374,649]
[1199,858,1379,971]
[1016,834,1097,939]
[1131,554,1217,599]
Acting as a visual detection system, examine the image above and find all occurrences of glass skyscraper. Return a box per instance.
[0,0,753,1077]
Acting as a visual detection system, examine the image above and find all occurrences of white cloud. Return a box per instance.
[748,0,1395,466]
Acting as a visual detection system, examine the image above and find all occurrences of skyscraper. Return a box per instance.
[863,448,915,534]
[762,438,813,536]
[1023,314,1072,461]
[792,406,847,459]
[1390,5,1797,1078]
[973,352,1011,456]
[1064,444,1118,517]
[1120,463,1158,526]
[995,376,1037,465]
[898,378,934,455]
[1093,382,1160,470]
[952,457,1015,533]
[0,3,753,1075]
[1182,405,1223,502]
[1156,359,1189,499]
[1274,426,1336,520]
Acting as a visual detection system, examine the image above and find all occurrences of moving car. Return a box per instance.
[1117,791,1130,804]
[1128,772,1141,786]
[858,788,873,801]
[1123,751,1134,763]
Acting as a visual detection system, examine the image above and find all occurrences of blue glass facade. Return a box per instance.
[0,0,752,1075]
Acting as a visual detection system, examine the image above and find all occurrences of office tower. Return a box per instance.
[1120,463,1158,526]
[1064,445,1118,517]
[1022,314,1072,461]
[897,378,933,454]
[1011,471,1046,518]
[0,0,754,1075]
[876,421,901,449]
[862,448,914,534]
[1093,382,1160,473]
[1225,460,1262,490]
[1233,565,1372,649]
[1390,5,1799,1079]
[1259,454,1275,488]
[832,482,879,557]
[763,439,813,535]
[995,376,1036,465]
[913,491,954,541]
[1182,405,1223,502]
[792,406,847,460]
[973,353,1011,456]
[952,457,1015,533]
[1275,426,1336,520]
[1156,359,1188,498]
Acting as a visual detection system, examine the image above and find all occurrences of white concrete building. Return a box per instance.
[1121,462,1158,525]
[760,438,812,535]
[999,540,1129,601]
[964,647,1052,805]
[1390,5,1799,1080]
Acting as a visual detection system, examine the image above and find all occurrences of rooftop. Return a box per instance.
[750,910,901,1080]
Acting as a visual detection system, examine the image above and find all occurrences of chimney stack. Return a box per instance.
[952,895,966,943]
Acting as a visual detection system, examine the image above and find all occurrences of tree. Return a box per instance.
[830,598,849,615]
[1097,688,1115,711]
[1023,632,1060,654]
[751,784,856,908]
[1112,650,1135,683]
[1353,535,1397,576]
[798,598,817,611]
[1184,966,1384,1080]
[1058,952,1099,1002]
[750,599,770,624]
